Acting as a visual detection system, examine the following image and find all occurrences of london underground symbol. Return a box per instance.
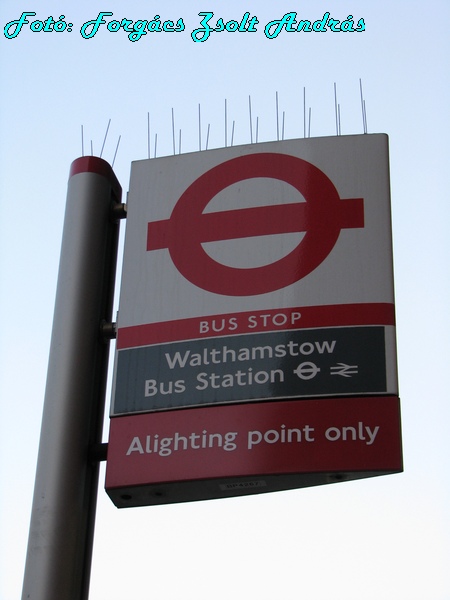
[294,362,321,380]
[147,153,364,296]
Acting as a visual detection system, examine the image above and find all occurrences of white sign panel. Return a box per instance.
[111,134,397,415]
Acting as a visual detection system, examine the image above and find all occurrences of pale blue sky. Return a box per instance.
[1,1,449,599]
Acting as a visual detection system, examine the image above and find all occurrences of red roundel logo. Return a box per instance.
[147,153,364,296]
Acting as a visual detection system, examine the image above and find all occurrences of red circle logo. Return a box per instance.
[147,153,364,296]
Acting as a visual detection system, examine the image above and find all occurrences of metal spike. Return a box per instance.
[249,95,253,144]
[334,83,339,136]
[171,108,175,155]
[359,78,368,134]
[198,103,202,151]
[100,118,111,158]
[112,135,121,168]
[276,91,279,141]
[303,87,306,138]
[147,113,150,159]
[225,99,228,147]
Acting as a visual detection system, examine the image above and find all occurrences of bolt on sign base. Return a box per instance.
[106,396,402,508]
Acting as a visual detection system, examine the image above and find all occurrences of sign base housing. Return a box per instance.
[106,395,402,508]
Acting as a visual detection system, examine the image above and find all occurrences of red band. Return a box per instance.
[117,302,395,349]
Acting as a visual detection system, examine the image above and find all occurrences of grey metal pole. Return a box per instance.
[22,157,123,600]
